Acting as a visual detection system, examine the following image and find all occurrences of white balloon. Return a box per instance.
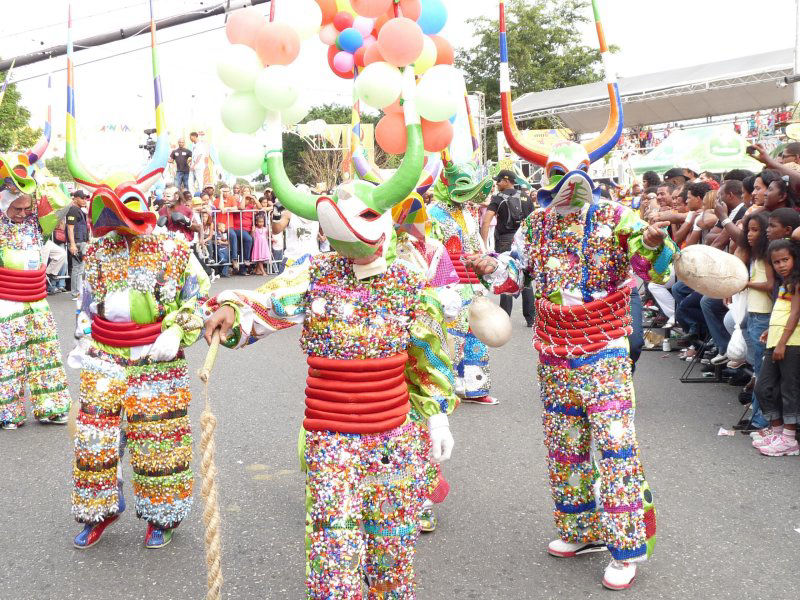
[353,16,375,37]
[273,0,322,41]
[415,64,465,122]
[218,133,265,176]
[319,23,338,45]
[282,100,311,126]
[216,44,263,91]
[221,91,268,134]
[355,61,402,110]
[254,65,300,111]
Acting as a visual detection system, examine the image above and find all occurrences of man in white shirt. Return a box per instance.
[271,185,320,262]
[189,131,208,195]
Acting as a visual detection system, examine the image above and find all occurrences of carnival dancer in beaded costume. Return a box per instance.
[66,3,210,550]
[427,101,496,405]
[205,68,458,599]
[0,95,72,429]
[466,1,675,590]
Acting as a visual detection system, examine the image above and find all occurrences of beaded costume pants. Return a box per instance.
[305,422,431,599]
[447,284,490,399]
[538,348,655,562]
[0,298,70,425]
[72,348,193,529]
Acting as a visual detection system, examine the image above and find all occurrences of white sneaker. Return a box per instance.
[710,353,729,365]
[664,317,675,328]
[602,559,637,590]
[547,539,607,558]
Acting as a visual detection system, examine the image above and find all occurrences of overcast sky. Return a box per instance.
[2,0,796,143]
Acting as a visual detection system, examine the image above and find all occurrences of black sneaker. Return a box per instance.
[738,390,753,405]
[732,418,751,431]
[728,371,752,386]
[676,333,698,349]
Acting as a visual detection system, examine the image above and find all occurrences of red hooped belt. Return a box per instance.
[534,288,632,357]
[0,266,47,302]
[91,316,163,348]
[448,252,481,285]
[304,352,410,434]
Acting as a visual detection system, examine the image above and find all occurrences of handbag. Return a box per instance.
[54,225,66,243]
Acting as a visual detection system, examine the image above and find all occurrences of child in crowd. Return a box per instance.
[213,222,231,278]
[250,212,271,276]
[752,240,800,456]
[767,208,800,243]
[737,211,774,431]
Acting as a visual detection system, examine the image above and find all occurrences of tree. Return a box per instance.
[15,125,42,150]
[45,156,74,182]
[0,67,33,152]
[456,0,612,157]
[299,146,345,192]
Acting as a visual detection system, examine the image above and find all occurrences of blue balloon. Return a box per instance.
[337,28,364,54]
[418,0,447,35]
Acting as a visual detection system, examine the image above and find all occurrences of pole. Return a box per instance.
[0,0,272,72]
[795,0,800,103]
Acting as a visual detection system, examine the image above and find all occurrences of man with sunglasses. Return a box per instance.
[0,156,72,430]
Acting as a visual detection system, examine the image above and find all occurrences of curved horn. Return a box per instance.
[350,69,384,185]
[65,4,100,189]
[498,1,548,167]
[464,94,481,159]
[26,74,51,165]
[372,68,424,213]
[0,60,16,115]
[136,0,169,191]
[263,111,320,221]
[581,0,623,163]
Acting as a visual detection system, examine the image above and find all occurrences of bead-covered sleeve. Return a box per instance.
[162,252,212,347]
[405,288,459,418]
[614,206,676,284]
[203,260,310,349]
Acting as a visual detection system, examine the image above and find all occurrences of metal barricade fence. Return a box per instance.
[200,208,282,275]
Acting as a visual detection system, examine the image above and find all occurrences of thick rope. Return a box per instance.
[199,332,223,600]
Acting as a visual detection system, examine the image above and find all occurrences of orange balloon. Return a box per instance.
[383,98,403,114]
[377,17,424,67]
[328,45,355,79]
[354,46,368,68]
[225,6,266,47]
[315,0,338,25]
[398,0,422,20]
[376,113,408,154]
[430,35,454,65]
[363,43,384,66]
[255,22,301,65]
[351,0,393,18]
[421,118,453,152]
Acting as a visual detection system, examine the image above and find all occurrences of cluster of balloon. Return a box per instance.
[318,0,461,154]
[215,1,323,175]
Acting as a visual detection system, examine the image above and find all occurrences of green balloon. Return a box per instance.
[254,65,299,111]
[355,62,402,110]
[221,91,267,134]
[219,133,264,176]
[217,44,262,91]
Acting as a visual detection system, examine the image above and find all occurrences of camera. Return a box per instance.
[139,128,157,158]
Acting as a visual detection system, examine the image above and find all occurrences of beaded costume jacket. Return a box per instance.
[207,253,458,418]
[0,189,68,271]
[484,200,675,306]
[77,231,210,357]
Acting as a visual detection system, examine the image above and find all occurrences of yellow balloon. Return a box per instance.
[335,0,358,16]
[413,36,438,76]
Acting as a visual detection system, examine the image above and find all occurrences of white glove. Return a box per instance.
[147,325,182,362]
[428,413,454,463]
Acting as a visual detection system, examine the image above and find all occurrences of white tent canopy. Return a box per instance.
[488,49,794,133]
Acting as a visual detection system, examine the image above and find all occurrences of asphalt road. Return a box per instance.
[1,278,799,600]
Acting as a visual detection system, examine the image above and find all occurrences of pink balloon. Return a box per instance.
[362,34,377,48]
[421,118,453,152]
[377,17,424,67]
[353,16,375,37]
[319,23,338,45]
[363,43,384,65]
[333,51,355,73]
[376,112,408,154]
[254,22,301,66]
[225,6,265,48]
[351,0,393,18]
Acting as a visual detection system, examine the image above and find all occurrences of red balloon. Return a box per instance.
[430,35,454,65]
[421,118,453,152]
[376,112,408,154]
[254,22,301,65]
[354,46,368,68]
[333,11,355,31]
[383,98,403,114]
[328,45,355,79]
[315,0,338,25]
[351,0,393,18]
[363,43,384,66]
[225,7,265,47]
[377,17,424,67]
